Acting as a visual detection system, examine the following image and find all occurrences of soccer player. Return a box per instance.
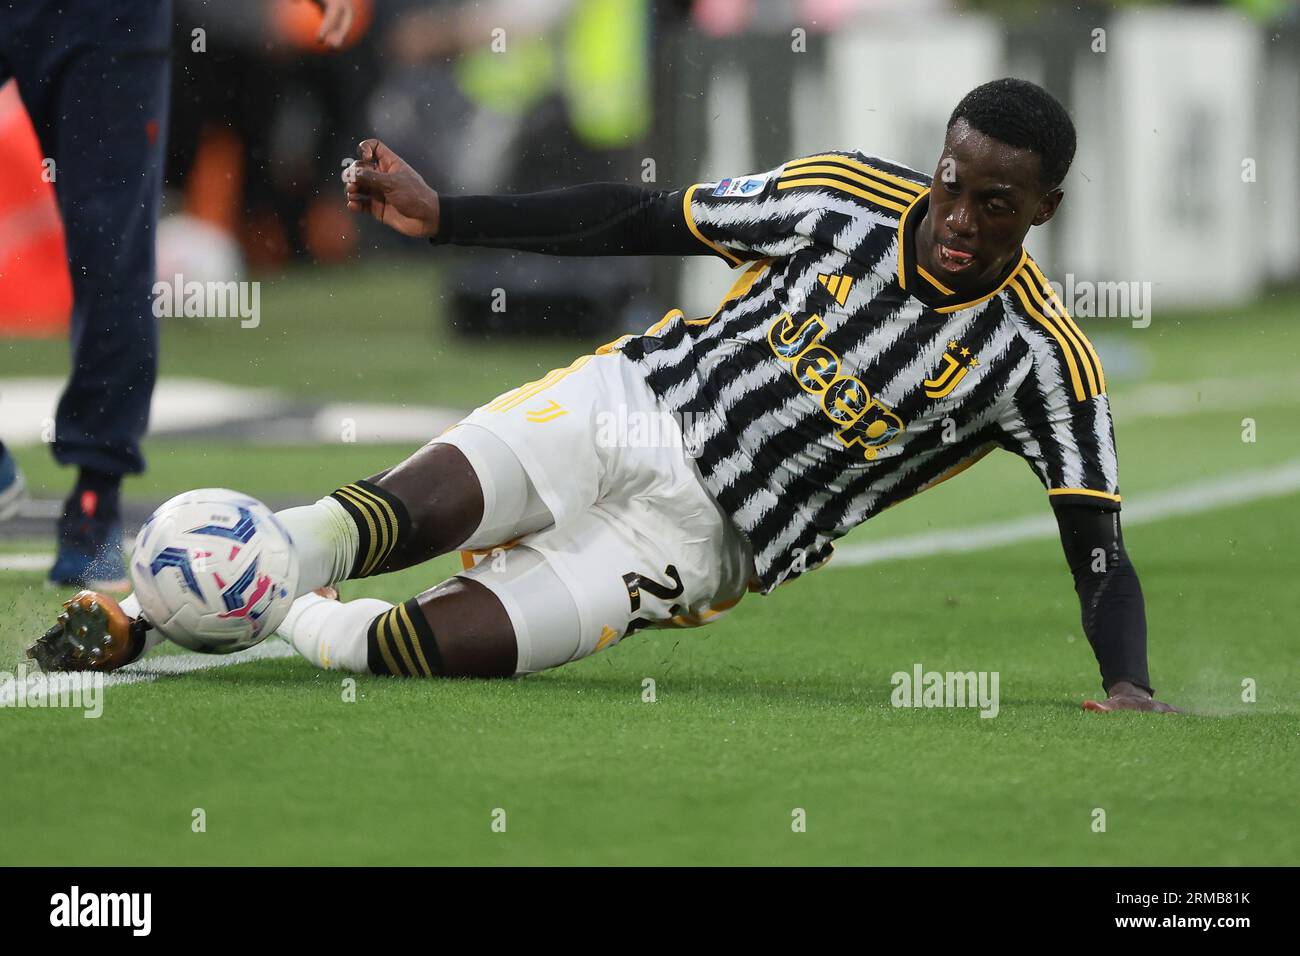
[29,79,1177,713]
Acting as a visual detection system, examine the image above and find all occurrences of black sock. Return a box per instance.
[328,479,412,578]
[366,599,442,677]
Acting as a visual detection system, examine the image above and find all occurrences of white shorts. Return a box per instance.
[441,351,754,670]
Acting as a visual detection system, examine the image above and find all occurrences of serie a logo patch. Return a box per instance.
[712,173,770,198]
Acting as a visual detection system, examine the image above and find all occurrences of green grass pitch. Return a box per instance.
[1,265,1297,866]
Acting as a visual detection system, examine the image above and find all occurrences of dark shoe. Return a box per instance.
[48,490,129,591]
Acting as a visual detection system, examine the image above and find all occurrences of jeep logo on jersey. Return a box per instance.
[767,311,904,460]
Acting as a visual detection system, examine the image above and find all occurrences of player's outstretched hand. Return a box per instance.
[344,139,440,239]
[1082,680,1180,713]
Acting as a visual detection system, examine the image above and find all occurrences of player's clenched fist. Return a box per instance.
[344,139,440,239]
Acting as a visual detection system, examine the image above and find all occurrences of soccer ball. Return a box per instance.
[130,489,299,654]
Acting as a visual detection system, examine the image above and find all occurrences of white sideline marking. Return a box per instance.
[0,377,466,446]
[1118,373,1300,422]
[312,402,463,445]
[0,553,51,571]
[832,458,1300,567]
[0,377,288,445]
[0,639,297,705]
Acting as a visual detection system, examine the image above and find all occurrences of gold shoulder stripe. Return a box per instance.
[1024,259,1106,394]
[776,176,909,214]
[783,154,926,196]
[1017,271,1099,397]
[780,164,919,201]
[781,157,922,202]
[1009,274,1087,402]
[682,183,744,266]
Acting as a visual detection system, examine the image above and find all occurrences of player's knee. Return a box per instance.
[425,578,519,678]
[328,443,484,578]
[375,442,485,559]
[459,545,584,674]
[366,578,516,679]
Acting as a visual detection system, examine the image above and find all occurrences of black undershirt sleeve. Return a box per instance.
[430,183,705,257]
[1053,504,1153,696]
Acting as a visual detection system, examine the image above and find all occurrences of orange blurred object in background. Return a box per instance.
[272,0,373,52]
[0,80,72,339]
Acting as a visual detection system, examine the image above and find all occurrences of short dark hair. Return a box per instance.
[948,78,1076,189]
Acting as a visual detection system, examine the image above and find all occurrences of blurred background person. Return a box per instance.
[0,0,353,589]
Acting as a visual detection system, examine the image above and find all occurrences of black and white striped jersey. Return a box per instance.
[612,150,1119,593]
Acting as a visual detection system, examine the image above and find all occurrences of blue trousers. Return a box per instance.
[0,0,171,477]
